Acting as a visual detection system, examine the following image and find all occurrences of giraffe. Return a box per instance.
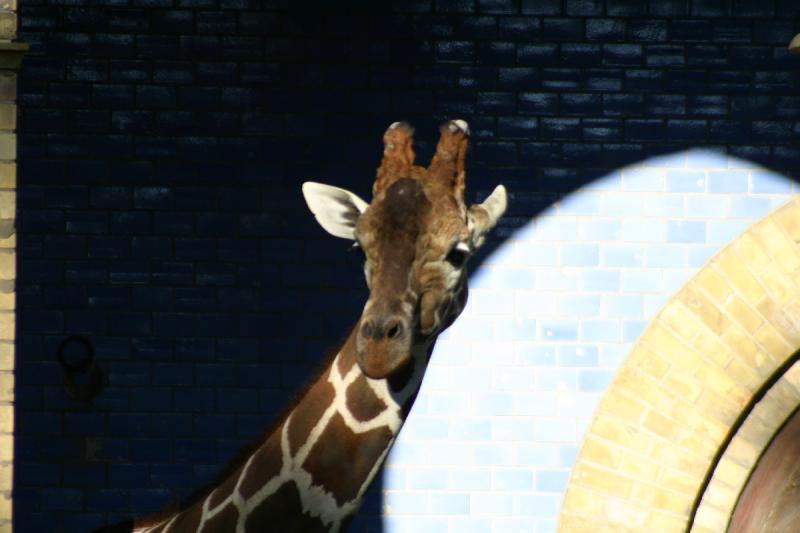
[94,119,506,533]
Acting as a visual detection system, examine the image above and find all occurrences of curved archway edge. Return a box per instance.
[559,197,800,532]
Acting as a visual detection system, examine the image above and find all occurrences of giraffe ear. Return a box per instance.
[302,182,369,240]
[467,184,507,249]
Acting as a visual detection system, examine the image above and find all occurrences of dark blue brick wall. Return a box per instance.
[16,0,800,531]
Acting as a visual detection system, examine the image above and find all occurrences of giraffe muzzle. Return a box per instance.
[356,314,412,379]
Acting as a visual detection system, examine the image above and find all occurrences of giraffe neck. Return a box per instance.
[132,326,434,533]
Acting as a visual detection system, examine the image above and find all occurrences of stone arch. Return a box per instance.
[559,197,800,532]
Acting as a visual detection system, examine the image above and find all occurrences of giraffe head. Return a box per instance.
[303,120,506,379]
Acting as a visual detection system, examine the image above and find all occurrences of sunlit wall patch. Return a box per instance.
[382,149,797,532]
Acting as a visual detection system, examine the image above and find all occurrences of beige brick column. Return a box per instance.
[0,1,26,528]
[558,197,800,532]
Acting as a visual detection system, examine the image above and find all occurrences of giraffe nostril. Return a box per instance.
[386,321,403,340]
[361,321,374,339]
[362,317,405,341]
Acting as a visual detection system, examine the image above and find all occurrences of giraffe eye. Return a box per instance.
[445,242,470,268]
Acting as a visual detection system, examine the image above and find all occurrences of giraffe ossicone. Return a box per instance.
[95,120,506,532]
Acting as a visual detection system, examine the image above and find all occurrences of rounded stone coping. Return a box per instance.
[559,197,800,532]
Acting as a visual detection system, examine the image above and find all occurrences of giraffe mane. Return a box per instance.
[134,327,355,528]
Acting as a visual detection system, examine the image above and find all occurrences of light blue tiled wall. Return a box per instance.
[382,150,797,533]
